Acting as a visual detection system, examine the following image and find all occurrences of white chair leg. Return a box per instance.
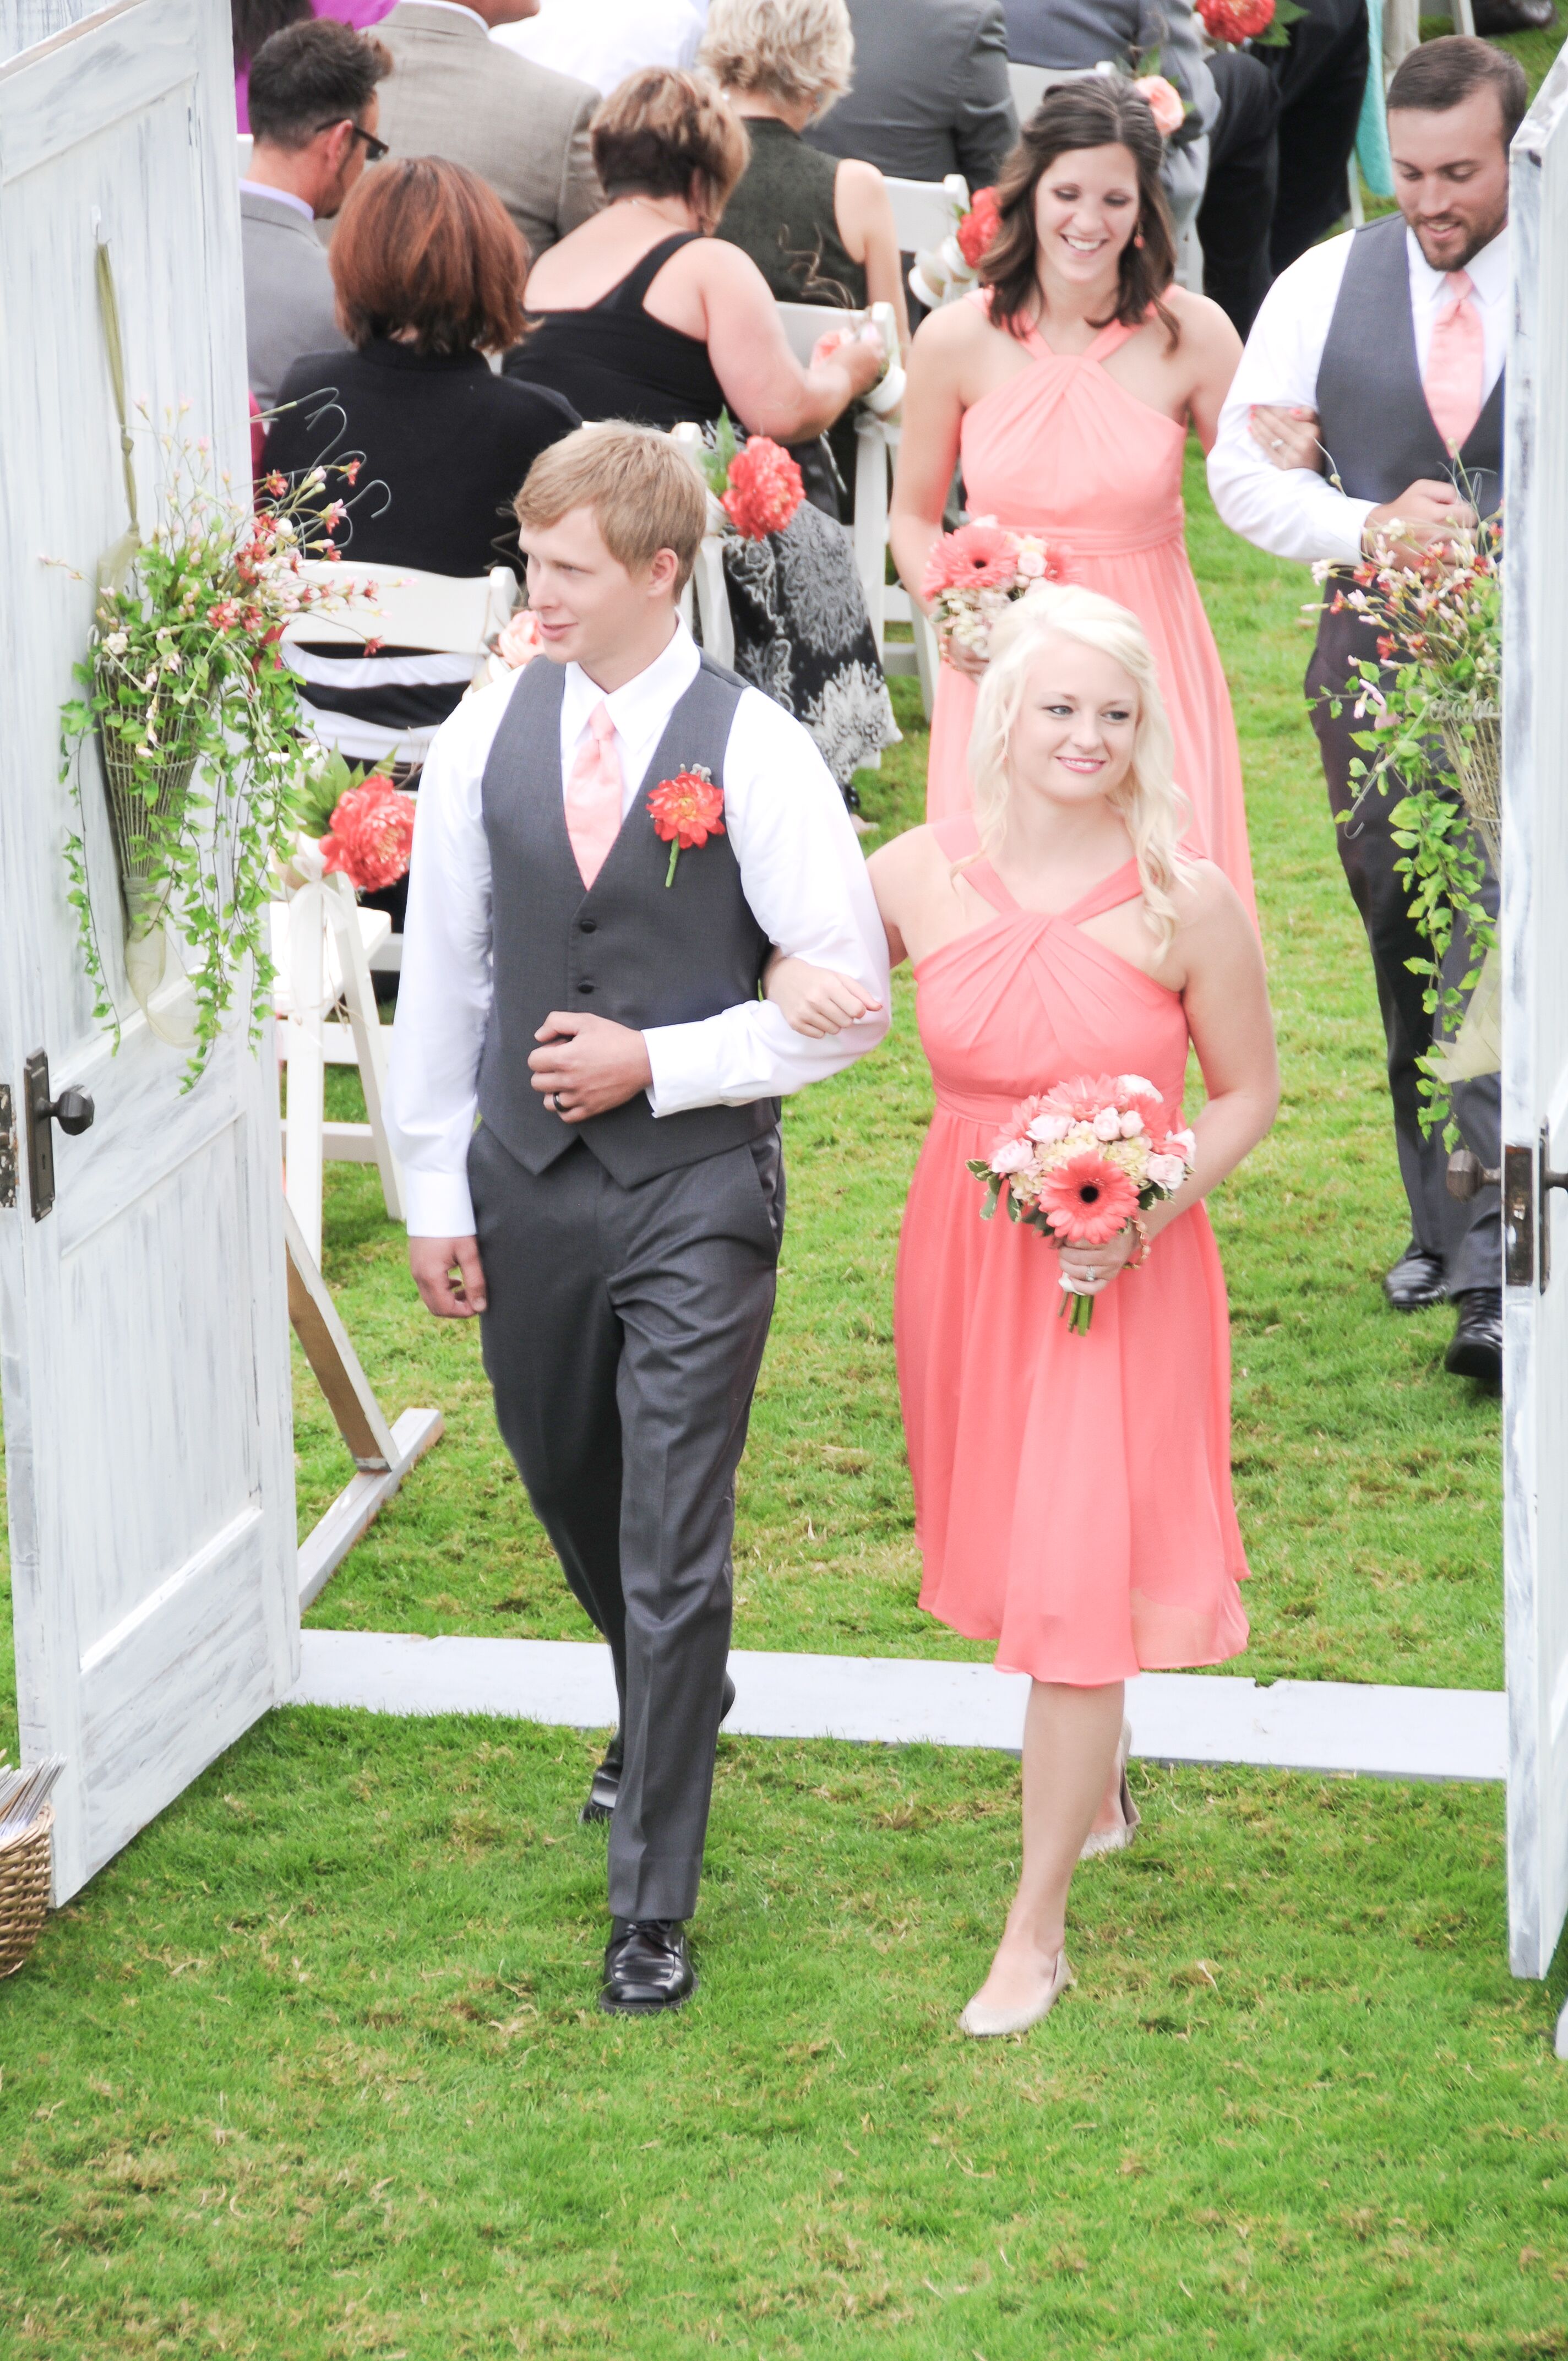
[325,874,405,1223]
[853,414,889,655]
[911,603,939,723]
[693,532,734,668]
[284,884,326,1269]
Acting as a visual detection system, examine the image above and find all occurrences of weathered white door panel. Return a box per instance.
[0,0,297,1903]
[1501,43,1568,1981]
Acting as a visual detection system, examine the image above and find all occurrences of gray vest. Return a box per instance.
[1313,213,1504,673]
[475,651,777,1186]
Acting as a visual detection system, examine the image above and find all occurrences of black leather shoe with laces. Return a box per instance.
[580,1673,737,1825]
[1445,1290,1502,1389]
[1384,1242,1447,1313]
[601,1919,696,2014]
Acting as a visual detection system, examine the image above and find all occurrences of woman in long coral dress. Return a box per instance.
[767,586,1277,2037]
[890,77,1256,922]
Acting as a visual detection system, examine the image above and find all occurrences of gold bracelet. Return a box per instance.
[1126,1216,1150,1272]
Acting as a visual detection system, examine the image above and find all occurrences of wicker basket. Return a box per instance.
[0,1808,53,1978]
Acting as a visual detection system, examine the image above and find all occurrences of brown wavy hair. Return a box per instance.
[331,156,530,355]
[981,81,1179,349]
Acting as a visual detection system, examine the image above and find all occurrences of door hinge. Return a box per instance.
[0,1084,15,1210]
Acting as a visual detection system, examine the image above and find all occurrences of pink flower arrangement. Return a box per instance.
[1133,75,1185,137]
[922,518,1060,659]
[493,606,545,668]
[720,436,805,541]
[955,186,1001,269]
[319,780,417,894]
[967,1073,1198,1332]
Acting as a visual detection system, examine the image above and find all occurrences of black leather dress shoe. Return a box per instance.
[1473,0,1553,32]
[601,1919,695,2014]
[580,1673,737,1825]
[1384,1242,1447,1313]
[1445,1290,1502,1388]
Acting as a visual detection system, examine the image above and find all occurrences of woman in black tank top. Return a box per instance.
[501,67,900,795]
[504,232,728,435]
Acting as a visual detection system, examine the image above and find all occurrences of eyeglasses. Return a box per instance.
[316,120,390,162]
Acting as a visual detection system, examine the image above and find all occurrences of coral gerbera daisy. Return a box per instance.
[1034,1151,1139,1245]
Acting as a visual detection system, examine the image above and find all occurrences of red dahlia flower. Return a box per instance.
[319,781,417,893]
[722,438,804,540]
[1197,0,1276,40]
[647,766,726,886]
[956,187,1001,269]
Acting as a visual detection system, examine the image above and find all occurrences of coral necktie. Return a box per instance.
[563,698,624,890]
[1423,269,1485,456]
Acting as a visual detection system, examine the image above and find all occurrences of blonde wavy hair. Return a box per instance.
[968,584,1191,954]
[699,0,854,113]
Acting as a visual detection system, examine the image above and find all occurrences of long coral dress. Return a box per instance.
[924,306,1256,924]
[896,816,1250,1685]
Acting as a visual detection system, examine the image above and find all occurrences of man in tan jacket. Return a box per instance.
[373,0,601,262]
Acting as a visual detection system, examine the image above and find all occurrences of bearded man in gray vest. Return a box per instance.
[1208,35,1525,1392]
[386,427,890,2011]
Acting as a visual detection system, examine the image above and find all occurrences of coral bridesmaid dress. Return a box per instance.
[896,817,1250,1685]
[924,306,1256,924]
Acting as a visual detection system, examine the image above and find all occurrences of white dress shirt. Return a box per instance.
[238,178,314,222]
[1207,223,1510,568]
[386,621,891,1236]
[489,0,705,92]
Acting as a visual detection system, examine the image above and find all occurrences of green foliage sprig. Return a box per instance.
[59,415,368,1089]
[1315,518,1502,1143]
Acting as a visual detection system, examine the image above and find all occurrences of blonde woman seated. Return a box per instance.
[767,587,1277,2036]
[700,0,910,347]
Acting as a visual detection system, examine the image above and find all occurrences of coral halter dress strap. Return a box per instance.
[935,814,1142,932]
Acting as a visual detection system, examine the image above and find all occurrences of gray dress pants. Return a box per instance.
[469,1121,783,1923]
[1308,616,1500,1296]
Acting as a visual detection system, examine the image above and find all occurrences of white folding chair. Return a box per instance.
[282,560,519,768]
[1007,59,1117,120]
[270,872,403,1264]
[668,421,737,667]
[885,172,970,257]
[237,132,253,175]
[774,298,936,716]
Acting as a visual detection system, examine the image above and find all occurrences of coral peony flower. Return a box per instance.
[922,521,1019,601]
[722,438,804,540]
[1035,1151,1140,1244]
[1133,74,1185,137]
[319,781,417,893]
[1197,0,1275,40]
[956,186,1001,269]
[494,607,544,668]
[647,764,726,885]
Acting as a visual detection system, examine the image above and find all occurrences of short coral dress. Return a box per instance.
[895,817,1250,1685]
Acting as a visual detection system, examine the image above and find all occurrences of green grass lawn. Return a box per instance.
[5,117,1564,2344]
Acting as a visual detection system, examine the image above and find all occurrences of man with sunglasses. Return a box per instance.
[242,18,392,409]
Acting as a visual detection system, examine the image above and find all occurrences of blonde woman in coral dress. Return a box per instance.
[890,78,1256,922]
[766,586,1277,2035]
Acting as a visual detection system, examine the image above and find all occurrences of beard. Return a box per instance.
[1411,200,1509,274]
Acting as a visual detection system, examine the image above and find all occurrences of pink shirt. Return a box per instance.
[235,0,398,132]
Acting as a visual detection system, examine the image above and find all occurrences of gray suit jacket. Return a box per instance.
[373,1,600,261]
[241,188,347,409]
[805,0,1019,188]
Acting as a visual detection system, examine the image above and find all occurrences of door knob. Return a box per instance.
[1447,1147,1501,1201]
[23,1050,94,1221]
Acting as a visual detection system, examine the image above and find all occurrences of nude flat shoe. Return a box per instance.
[958,1949,1074,2038]
[1079,1718,1141,1860]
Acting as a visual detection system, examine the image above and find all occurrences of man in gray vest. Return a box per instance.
[1208,36,1523,1390]
[386,427,890,2011]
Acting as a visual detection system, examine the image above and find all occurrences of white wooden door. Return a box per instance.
[1501,43,1568,1982]
[0,0,298,1902]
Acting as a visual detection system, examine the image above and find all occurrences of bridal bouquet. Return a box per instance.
[922,518,1059,657]
[968,1073,1197,1332]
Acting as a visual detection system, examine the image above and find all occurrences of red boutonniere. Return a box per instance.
[647,764,725,888]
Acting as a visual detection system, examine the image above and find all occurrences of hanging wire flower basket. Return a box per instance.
[96,662,205,938]
[1438,704,1501,869]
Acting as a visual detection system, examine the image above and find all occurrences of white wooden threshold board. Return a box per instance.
[289,1633,1507,1783]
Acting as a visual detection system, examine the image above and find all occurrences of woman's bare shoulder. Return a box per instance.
[1170,855,1258,948]
[1162,284,1243,370]
[867,821,948,891]
[910,293,994,365]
